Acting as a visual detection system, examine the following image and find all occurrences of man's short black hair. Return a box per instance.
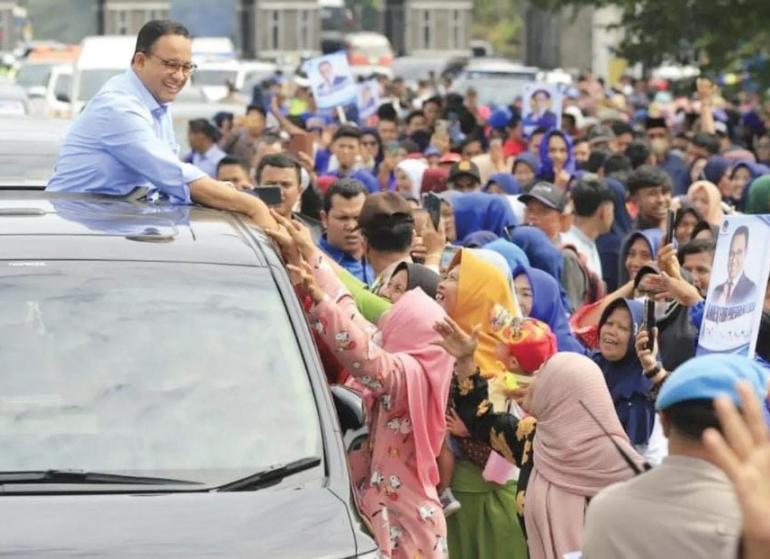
[405,110,425,125]
[363,220,414,253]
[255,153,301,185]
[423,95,443,108]
[732,224,750,249]
[691,132,721,156]
[663,399,721,441]
[531,89,551,100]
[626,140,651,169]
[246,104,267,118]
[377,103,398,121]
[677,238,716,264]
[188,118,218,142]
[134,20,190,55]
[610,120,634,137]
[585,148,611,173]
[529,126,548,139]
[323,178,367,213]
[603,152,632,177]
[333,124,362,143]
[627,164,672,196]
[216,155,250,175]
[572,175,614,217]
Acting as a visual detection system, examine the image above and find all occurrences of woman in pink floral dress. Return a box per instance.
[296,251,454,558]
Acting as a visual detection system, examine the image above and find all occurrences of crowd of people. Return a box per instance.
[47,20,770,559]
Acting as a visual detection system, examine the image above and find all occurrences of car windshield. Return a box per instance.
[393,61,443,82]
[193,69,238,87]
[0,261,322,488]
[78,69,124,101]
[16,63,53,88]
[453,73,535,105]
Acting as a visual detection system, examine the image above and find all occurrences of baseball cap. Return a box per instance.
[448,160,481,183]
[656,354,769,411]
[489,305,557,376]
[439,152,462,165]
[519,181,568,212]
[587,125,615,146]
[358,192,415,232]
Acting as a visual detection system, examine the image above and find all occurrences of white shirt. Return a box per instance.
[561,225,603,278]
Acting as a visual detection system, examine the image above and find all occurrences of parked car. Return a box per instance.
[0,116,70,185]
[0,189,378,558]
[451,58,538,106]
[192,60,277,102]
[345,32,394,77]
[392,55,451,89]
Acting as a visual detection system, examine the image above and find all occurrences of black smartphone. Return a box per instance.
[254,185,283,206]
[422,192,442,230]
[440,245,461,273]
[645,298,656,351]
[664,209,675,246]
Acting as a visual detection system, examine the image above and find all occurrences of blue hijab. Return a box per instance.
[462,230,500,248]
[525,267,587,354]
[449,192,518,243]
[484,172,522,195]
[537,129,575,182]
[596,177,633,291]
[513,152,539,174]
[484,238,530,277]
[591,298,655,446]
[617,228,663,285]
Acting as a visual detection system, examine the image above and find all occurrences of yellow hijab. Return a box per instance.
[451,249,520,378]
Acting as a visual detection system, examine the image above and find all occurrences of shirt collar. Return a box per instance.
[319,234,352,262]
[127,68,169,116]
[570,224,594,246]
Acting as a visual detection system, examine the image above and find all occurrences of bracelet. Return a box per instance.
[644,362,662,379]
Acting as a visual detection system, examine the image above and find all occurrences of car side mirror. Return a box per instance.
[331,384,369,453]
[56,92,70,103]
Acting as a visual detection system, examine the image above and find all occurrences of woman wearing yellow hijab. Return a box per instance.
[436,248,528,559]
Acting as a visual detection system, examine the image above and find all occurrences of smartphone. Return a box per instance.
[289,132,312,159]
[664,209,675,246]
[254,185,283,206]
[422,192,442,230]
[644,298,656,352]
[440,245,461,273]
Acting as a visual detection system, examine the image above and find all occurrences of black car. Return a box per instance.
[0,190,378,558]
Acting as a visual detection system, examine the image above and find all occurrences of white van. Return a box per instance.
[192,59,276,102]
[68,35,136,116]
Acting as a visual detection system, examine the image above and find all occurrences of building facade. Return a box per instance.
[97,0,170,35]
[384,0,471,56]
[238,0,320,60]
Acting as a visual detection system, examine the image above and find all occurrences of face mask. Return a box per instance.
[650,137,668,156]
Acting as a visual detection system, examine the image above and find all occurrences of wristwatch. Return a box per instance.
[644,362,662,379]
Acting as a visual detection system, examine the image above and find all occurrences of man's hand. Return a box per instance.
[189,177,276,230]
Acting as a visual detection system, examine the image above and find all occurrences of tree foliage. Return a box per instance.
[540,0,770,82]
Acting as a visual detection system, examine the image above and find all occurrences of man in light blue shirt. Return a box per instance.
[186,118,226,177]
[47,20,273,228]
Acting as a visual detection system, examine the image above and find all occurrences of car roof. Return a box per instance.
[0,191,274,267]
[463,57,538,73]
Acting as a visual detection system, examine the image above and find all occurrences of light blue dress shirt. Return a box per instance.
[47,69,205,203]
[191,143,227,178]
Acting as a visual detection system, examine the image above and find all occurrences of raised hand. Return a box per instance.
[286,260,324,304]
[446,409,470,438]
[634,326,659,372]
[432,317,480,360]
[264,224,300,268]
[270,209,316,260]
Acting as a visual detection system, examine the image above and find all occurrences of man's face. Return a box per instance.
[451,175,480,192]
[133,34,193,104]
[423,102,440,125]
[524,200,561,242]
[611,132,633,153]
[529,132,544,156]
[686,142,710,166]
[728,233,747,282]
[259,164,299,218]
[407,115,427,135]
[633,185,667,224]
[440,201,456,242]
[322,193,366,253]
[187,130,205,153]
[683,251,713,293]
[244,111,266,139]
[332,137,360,169]
[319,62,333,83]
[532,92,549,112]
[646,127,669,156]
[377,120,398,144]
[461,141,482,159]
[217,163,253,191]
[573,140,591,164]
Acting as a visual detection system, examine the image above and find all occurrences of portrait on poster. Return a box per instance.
[521,83,562,136]
[306,52,356,109]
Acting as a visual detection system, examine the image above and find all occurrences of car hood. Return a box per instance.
[0,486,363,557]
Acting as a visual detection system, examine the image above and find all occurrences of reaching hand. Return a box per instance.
[270,210,316,260]
[446,409,470,438]
[655,271,703,307]
[432,317,480,360]
[264,225,301,268]
[421,217,447,262]
[703,381,770,552]
[634,326,659,372]
[657,243,682,280]
[696,78,715,106]
[286,260,324,304]
[554,168,571,190]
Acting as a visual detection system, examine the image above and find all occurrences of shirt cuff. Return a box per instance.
[182,162,206,185]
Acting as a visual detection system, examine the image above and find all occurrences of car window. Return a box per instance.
[0,261,322,487]
[16,63,53,88]
[78,69,124,101]
[53,72,71,100]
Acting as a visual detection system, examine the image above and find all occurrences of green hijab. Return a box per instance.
[746,175,770,214]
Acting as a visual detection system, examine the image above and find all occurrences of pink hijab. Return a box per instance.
[525,353,642,559]
[379,288,454,493]
[687,180,724,226]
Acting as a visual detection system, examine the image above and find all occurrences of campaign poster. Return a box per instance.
[357,80,380,121]
[697,215,770,358]
[306,52,357,110]
[521,82,562,137]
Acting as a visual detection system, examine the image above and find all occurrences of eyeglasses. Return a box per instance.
[146,53,197,75]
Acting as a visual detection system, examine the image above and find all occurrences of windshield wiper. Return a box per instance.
[217,456,322,492]
[0,470,203,486]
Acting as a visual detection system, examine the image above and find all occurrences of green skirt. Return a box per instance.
[447,459,528,559]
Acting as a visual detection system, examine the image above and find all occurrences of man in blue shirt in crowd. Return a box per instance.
[319,125,380,193]
[47,20,273,228]
[318,178,374,285]
[186,118,226,177]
